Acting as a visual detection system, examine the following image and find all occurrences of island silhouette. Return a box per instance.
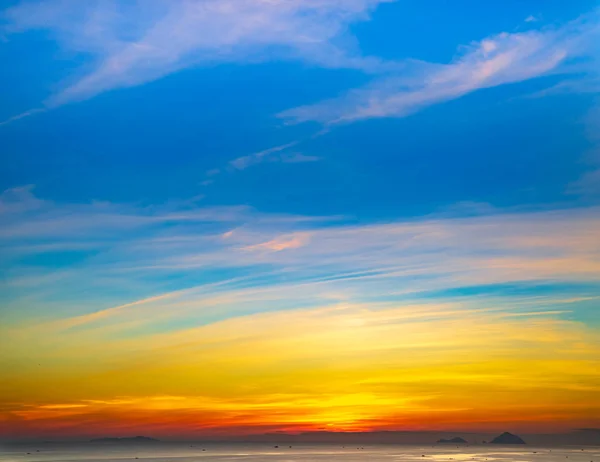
[490,432,526,444]
[437,437,468,444]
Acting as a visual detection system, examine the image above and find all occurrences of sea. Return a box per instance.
[0,444,598,462]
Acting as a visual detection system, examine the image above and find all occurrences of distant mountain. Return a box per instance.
[490,432,526,444]
[90,436,159,444]
[437,437,468,444]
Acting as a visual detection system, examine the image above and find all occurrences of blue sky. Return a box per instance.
[1,0,600,216]
[1,0,600,314]
[1,0,600,438]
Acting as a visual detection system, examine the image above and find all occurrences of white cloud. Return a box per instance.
[1,0,395,108]
[280,11,600,125]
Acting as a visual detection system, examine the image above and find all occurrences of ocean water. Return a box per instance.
[0,444,599,462]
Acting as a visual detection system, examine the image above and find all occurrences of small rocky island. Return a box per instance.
[490,432,526,444]
[437,437,468,444]
[90,436,159,444]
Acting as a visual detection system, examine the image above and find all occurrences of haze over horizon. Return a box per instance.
[1,0,599,442]
[6,429,600,446]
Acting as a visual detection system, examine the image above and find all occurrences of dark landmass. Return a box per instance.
[437,437,468,444]
[5,428,599,446]
[490,432,526,444]
[89,436,159,444]
[233,429,599,446]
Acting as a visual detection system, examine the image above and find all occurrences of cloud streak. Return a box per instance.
[281,10,600,124]
[1,0,394,112]
[2,186,599,330]
[229,141,302,170]
[3,1,598,131]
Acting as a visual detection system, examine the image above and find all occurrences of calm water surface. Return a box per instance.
[1,444,598,462]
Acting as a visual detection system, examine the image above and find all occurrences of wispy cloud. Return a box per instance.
[198,140,321,189]
[280,10,600,124]
[0,185,44,214]
[55,291,184,330]
[2,186,599,330]
[229,141,301,170]
[0,108,45,126]
[571,168,600,197]
[1,0,394,115]
[4,1,597,130]
[279,153,321,163]
[243,233,310,252]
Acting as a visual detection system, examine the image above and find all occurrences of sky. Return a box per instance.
[0,0,600,441]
